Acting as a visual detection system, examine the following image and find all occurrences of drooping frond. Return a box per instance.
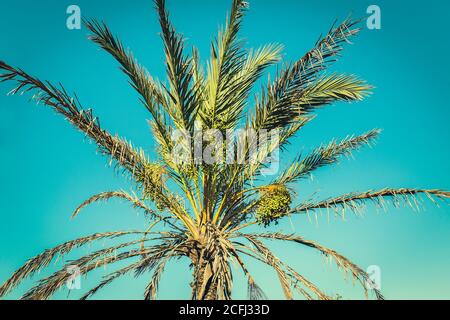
[234,236,331,300]
[22,249,144,300]
[246,233,383,300]
[247,276,267,300]
[225,243,267,300]
[283,265,331,300]
[81,242,180,300]
[254,184,292,226]
[275,129,380,184]
[21,236,180,300]
[242,236,293,299]
[0,61,149,177]
[72,191,161,219]
[143,244,184,300]
[0,231,143,298]
[80,258,148,300]
[233,117,312,184]
[292,188,450,218]
[71,189,192,235]
[144,258,170,300]
[212,117,313,227]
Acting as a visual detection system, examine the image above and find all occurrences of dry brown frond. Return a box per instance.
[0,231,142,298]
[248,232,384,300]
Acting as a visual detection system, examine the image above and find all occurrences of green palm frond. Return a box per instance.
[275,129,380,185]
[296,73,372,107]
[241,116,313,183]
[283,265,331,300]
[207,44,283,130]
[84,19,168,119]
[155,0,200,132]
[252,18,361,131]
[201,0,248,129]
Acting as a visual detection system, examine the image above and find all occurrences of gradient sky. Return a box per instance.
[0,0,449,300]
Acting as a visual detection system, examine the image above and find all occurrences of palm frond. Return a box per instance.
[84,19,168,119]
[155,0,199,132]
[292,188,450,218]
[21,249,144,300]
[247,277,267,300]
[283,265,331,300]
[246,232,383,300]
[0,61,149,178]
[201,0,249,129]
[253,18,361,131]
[21,237,178,300]
[82,245,178,300]
[213,117,313,226]
[0,231,143,298]
[71,189,189,234]
[243,236,293,299]
[275,129,380,184]
[80,260,142,300]
[204,44,283,130]
[144,254,173,300]
[296,73,372,107]
[72,190,159,219]
[272,18,361,104]
[226,244,267,300]
[236,236,331,300]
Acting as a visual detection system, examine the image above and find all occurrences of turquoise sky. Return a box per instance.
[0,0,449,300]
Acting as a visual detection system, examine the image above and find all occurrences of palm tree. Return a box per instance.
[0,0,448,300]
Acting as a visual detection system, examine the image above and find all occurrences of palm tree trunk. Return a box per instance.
[191,259,218,300]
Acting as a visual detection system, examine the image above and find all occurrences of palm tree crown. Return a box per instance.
[0,0,448,300]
